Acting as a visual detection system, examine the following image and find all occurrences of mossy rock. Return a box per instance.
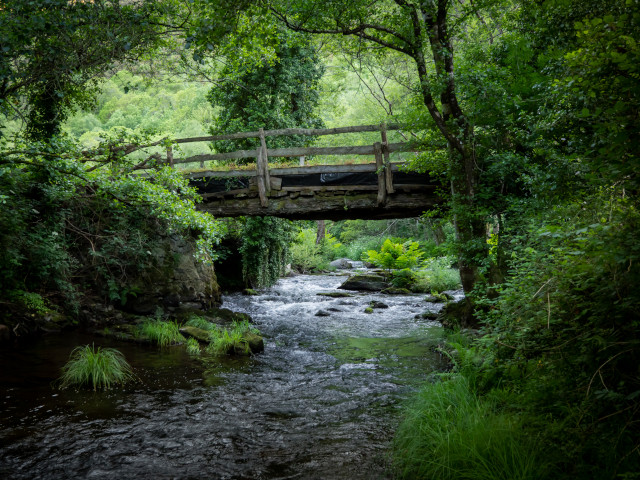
[415,311,439,320]
[316,292,354,298]
[381,287,412,295]
[364,307,374,314]
[245,332,264,354]
[179,325,212,343]
[424,293,453,303]
[338,274,389,292]
[438,299,481,330]
[97,324,153,344]
[243,289,259,296]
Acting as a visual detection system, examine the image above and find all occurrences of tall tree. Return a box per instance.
[0,0,182,140]
[268,0,500,312]
[206,30,325,156]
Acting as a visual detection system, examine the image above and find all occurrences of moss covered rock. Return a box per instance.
[338,274,389,292]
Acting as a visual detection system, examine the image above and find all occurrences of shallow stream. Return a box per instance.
[0,273,452,479]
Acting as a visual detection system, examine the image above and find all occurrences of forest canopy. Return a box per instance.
[1,0,639,478]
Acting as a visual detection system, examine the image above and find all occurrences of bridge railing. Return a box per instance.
[125,123,418,207]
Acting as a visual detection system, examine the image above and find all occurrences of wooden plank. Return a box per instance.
[172,142,414,166]
[380,123,394,194]
[183,161,417,179]
[280,185,378,193]
[166,124,403,145]
[270,163,377,176]
[259,128,271,194]
[266,142,411,157]
[375,142,387,206]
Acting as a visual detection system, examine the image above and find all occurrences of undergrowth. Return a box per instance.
[206,320,259,355]
[59,344,134,391]
[393,374,546,480]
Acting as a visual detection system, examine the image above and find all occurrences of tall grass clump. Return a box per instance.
[139,319,185,346]
[185,315,216,331]
[393,375,546,480]
[412,256,461,293]
[207,320,260,355]
[59,344,133,391]
[186,337,201,355]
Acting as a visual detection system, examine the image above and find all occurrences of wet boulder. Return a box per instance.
[381,287,412,295]
[329,258,354,269]
[316,292,354,298]
[370,301,389,309]
[244,332,264,354]
[315,310,331,317]
[424,292,454,303]
[338,274,389,292]
[415,311,439,320]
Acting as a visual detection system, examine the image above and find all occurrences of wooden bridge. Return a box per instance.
[129,124,441,220]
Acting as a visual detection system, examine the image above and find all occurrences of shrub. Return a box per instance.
[59,344,133,391]
[344,235,385,262]
[139,319,185,346]
[289,228,323,273]
[365,238,423,272]
[412,257,461,293]
[390,268,416,289]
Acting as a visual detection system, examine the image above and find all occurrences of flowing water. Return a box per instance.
[0,273,454,479]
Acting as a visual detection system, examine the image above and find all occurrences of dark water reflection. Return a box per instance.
[0,274,450,479]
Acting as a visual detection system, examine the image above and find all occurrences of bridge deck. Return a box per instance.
[189,162,441,220]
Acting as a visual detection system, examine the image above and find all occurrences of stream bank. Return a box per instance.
[0,272,456,479]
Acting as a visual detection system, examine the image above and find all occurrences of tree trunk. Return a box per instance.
[316,220,325,245]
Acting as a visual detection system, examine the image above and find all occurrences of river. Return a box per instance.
[0,273,451,479]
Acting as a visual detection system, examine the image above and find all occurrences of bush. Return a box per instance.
[289,228,323,273]
[365,238,423,272]
[139,319,185,346]
[343,235,385,262]
[59,344,133,391]
[393,375,546,480]
[412,257,461,293]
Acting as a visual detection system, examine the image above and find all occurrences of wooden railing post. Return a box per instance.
[380,122,394,194]
[259,128,271,194]
[374,142,387,206]
[166,144,174,168]
[256,146,268,207]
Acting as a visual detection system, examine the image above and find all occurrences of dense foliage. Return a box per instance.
[238,216,293,288]
[207,31,325,157]
[1,0,639,477]
[0,137,223,319]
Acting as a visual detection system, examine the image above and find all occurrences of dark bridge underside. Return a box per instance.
[190,166,443,220]
[196,189,441,220]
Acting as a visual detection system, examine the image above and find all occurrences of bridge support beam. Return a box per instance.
[197,190,440,221]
